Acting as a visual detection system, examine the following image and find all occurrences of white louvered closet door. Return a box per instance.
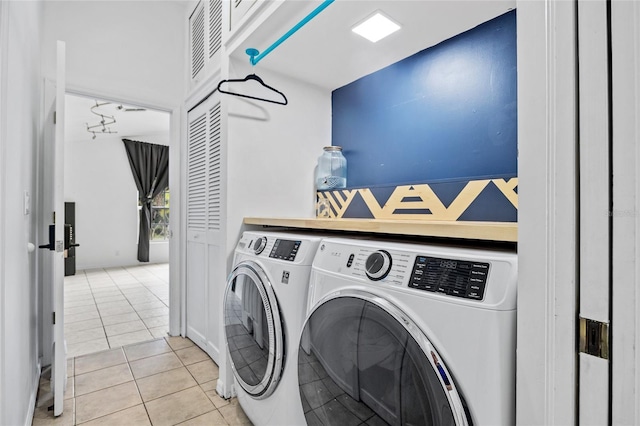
[186,92,224,363]
[205,100,223,363]
[189,1,206,84]
[189,0,222,87]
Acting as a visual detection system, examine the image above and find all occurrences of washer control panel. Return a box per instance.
[409,256,490,300]
[269,239,301,262]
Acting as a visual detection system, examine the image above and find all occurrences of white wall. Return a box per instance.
[0,2,44,425]
[42,1,185,109]
[64,131,170,270]
[225,59,331,266]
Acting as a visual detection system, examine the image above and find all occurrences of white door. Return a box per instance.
[185,92,224,364]
[611,0,640,423]
[185,100,208,350]
[40,40,67,417]
[578,1,610,423]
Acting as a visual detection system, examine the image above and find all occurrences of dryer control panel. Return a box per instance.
[409,256,490,300]
[268,239,301,261]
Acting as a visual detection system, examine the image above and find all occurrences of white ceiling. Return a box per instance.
[65,1,515,139]
[64,93,170,143]
[230,0,516,90]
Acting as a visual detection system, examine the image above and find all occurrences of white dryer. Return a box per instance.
[297,237,517,426]
[223,231,323,425]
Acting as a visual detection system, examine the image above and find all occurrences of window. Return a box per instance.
[150,188,170,241]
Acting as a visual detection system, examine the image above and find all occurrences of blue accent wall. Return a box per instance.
[332,10,517,188]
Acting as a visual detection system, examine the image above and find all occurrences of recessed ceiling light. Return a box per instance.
[352,12,401,43]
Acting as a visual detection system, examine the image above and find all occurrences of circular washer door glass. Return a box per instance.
[298,296,467,426]
[224,261,283,398]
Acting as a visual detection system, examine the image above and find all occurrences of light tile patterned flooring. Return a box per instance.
[33,264,252,425]
[32,336,252,425]
[64,264,171,358]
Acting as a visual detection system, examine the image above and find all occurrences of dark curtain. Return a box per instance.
[122,139,169,262]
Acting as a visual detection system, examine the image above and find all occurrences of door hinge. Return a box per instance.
[52,312,56,325]
[579,316,609,360]
[54,111,57,124]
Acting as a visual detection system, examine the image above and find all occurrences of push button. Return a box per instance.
[466,281,486,300]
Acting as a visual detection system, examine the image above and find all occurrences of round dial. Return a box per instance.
[253,237,267,255]
[365,250,392,281]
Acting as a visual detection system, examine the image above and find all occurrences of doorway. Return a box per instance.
[62,93,172,358]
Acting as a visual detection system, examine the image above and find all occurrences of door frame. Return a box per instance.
[516,0,578,424]
[51,85,183,337]
[0,0,9,421]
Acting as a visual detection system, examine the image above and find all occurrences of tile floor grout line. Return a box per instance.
[58,266,252,424]
[33,335,250,425]
[126,358,154,426]
[65,264,170,359]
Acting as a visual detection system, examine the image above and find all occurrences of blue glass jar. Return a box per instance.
[315,146,347,190]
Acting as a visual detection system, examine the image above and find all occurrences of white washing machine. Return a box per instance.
[223,230,323,425]
[296,237,517,426]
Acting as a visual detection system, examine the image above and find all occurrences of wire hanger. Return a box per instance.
[216,51,288,105]
[216,1,335,106]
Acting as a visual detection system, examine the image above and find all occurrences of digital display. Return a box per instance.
[440,260,457,269]
[274,240,297,257]
[269,239,301,261]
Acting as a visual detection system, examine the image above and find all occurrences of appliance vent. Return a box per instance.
[190,2,205,79]
[209,0,223,58]
[187,112,207,230]
[208,102,222,230]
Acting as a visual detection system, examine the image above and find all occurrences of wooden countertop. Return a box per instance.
[243,217,517,242]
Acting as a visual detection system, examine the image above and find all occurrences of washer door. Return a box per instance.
[224,260,283,399]
[298,291,470,426]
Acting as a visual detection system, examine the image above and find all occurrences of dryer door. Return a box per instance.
[298,291,470,426]
[224,260,283,399]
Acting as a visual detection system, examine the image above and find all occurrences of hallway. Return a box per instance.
[65,264,170,358]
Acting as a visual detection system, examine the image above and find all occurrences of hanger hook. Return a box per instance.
[246,48,260,67]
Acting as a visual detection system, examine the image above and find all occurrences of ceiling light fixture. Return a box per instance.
[86,101,117,140]
[352,11,401,43]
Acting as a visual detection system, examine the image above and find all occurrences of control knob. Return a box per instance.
[253,237,267,255]
[365,250,392,281]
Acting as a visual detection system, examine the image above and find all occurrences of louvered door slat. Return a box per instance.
[190,2,206,79]
[187,113,207,230]
[208,102,222,230]
[209,0,223,58]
